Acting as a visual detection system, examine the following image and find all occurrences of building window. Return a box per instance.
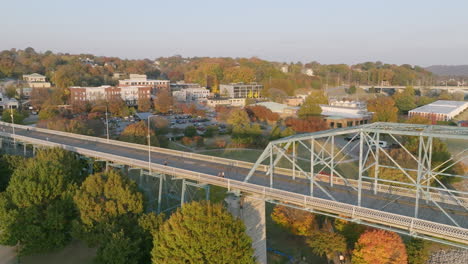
[347,121,353,127]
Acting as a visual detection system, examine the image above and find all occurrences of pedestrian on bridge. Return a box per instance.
[164,160,168,166]
[221,171,225,178]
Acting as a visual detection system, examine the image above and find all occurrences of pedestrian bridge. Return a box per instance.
[0,121,466,248]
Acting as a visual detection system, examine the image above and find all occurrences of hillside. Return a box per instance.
[426,65,468,77]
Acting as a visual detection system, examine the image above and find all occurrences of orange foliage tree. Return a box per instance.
[352,230,407,264]
[271,205,316,236]
[285,117,328,133]
[245,105,279,123]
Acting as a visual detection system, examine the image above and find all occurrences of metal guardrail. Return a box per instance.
[2,132,468,245]
[0,121,466,207]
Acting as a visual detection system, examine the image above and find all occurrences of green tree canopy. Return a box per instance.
[367,97,398,122]
[2,109,26,124]
[0,148,84,255]
[306,229,347,261]
[297,91,328,118]
[153,201,255,264]
[73,170,153,264]
[0,155,25,192]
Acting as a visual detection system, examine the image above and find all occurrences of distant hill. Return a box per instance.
[426,65,468,76]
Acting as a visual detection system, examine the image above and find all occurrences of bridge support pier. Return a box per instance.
[225,193,267,264]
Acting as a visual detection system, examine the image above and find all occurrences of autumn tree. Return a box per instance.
[154,89,173,114]
[153,201,255,264]
[352,230,407,264]
[297,91,328,118]
[285,117,328,133]
[108,97,129,117]
[119,121,159,146]
[271,205,316,236]
[0,148,84,255]
[245,105,279,123]
[223,66,255,83]
[138,97,152,112]
[367,97,398,122]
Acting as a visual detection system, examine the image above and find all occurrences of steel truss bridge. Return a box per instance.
[0,121,467,248]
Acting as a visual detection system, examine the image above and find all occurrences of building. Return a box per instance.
[0,92,19,110]
[119,74,169,92]
[22,73,51,88]
[408,100,468,121]
[303,68,314,76]
[170,81,202,91]
[253,101,299,117]
[16,87,32,98]
[206,98,246,108]
[172,87,211,102]
[219,83,263,98]
[281,65,289,73]
[320,100,372,128]
[284,96,304,106]
[69,85,151,106]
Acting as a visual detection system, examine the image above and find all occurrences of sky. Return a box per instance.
[2,0,468,66]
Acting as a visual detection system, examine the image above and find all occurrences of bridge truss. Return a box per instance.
[245,122,468,243]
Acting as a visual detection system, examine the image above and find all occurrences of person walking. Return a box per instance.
[164,160,168,166]
[221,171,225,178]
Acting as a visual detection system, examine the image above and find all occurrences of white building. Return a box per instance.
[173,87,210,102]
[408,100,468,121]
[320,100,372,128]
[219,83,263,98]
[0,92,19,110]
[119,74,170,91]
[22,73,51,88]
[281,65,289,73]
[303,68,314,76]
[206,98,246,108]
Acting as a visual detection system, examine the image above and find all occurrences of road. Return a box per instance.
[0,123,467,230]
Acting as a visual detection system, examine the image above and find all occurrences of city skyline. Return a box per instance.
[2,0,468,66]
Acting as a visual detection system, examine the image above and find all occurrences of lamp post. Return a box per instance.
[105,106,109,142]
[147,115,156,173]
[10,105,16,146]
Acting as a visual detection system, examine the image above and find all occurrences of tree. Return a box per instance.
[227,108,251,132]
[154,89,173,114]
[0,148,84,255]
[405,238,431,264]
[138,97,152,112]
[352,230,407,264]
[0,155,25,192]
[285,117,328,133]
[1,109,26,124]
[223,67,255,83]
[119,121,159,146]
[348,85,357,94]
[153,201,255,264]
[184,125,197,137]
[367,97,398,122]
[297,91,328,118]
[73,170,151,264]
[108,97,129,117]
[271,205,316,236]
[306,230,347,261]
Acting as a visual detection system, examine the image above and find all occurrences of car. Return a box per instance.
[370,140,388,148]
[344,135,360,141]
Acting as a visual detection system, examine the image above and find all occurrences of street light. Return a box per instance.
[105,106,109,142]
[9,105,16,146]
[147,115,157,173]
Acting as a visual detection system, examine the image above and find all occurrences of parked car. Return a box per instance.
[344,135,360,141]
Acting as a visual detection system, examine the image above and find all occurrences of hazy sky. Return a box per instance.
[2,0,468,66]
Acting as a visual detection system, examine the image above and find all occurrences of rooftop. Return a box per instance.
[254,101,298,113]
[409,100,468,115]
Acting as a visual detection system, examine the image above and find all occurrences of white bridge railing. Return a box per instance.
[1,132,467,246]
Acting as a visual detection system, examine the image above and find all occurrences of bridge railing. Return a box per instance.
[1,121,466,208]
[3,132,468,245]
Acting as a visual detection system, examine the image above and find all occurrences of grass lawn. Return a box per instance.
[21,241,95,264]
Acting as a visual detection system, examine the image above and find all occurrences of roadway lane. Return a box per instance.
[0,124,467,229]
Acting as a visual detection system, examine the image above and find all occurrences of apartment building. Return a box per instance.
[206,98,246,108]
[22,73,51,88]
[69,85,151,106]
[170,81,202,91]
[219,83,263,98]
[0,92,19,110]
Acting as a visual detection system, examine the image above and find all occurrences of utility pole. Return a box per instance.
[147,115,156,173]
